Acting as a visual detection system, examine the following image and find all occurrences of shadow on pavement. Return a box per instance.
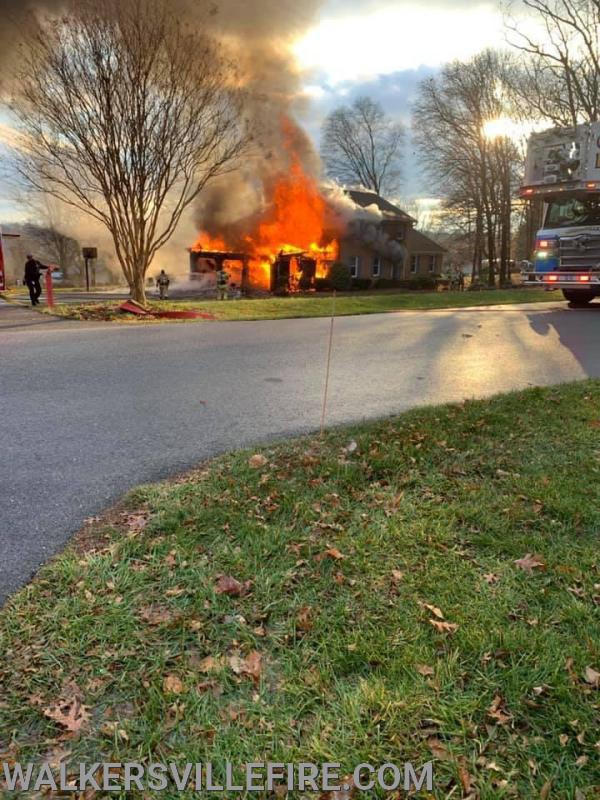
[526,303,600,377]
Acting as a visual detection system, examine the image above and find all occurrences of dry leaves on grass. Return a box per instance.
[429,619,458,634]
[320,775,356,799]
[43,697,90,734]
[583,666,600,687]
[417,664,435,677]
[419,601,445,619]
[124,511,149,535]
[315,547,345,562]
[138,605,177,626]
[296,606,314,632]
[163,675,184,695]
[215,575,252,597]
[457,759,475,796]
[249,454,268,468]
[228,651,263,682]
[391,569,404,584]
[487,695,512,726]
[514,553,546,573]
[427,737,452,760]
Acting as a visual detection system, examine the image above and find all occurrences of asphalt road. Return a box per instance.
[1,299,599,603]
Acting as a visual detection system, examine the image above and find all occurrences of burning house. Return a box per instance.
[189,177,446,294]
[189,118,340,294]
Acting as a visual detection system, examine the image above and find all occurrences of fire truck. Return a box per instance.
[521,121,600,306]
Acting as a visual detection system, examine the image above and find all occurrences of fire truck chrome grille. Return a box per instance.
[559,235,600,271]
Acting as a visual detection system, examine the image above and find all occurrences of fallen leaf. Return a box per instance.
[575,755,588,767]
[458,760,473,794]
[420,601,445,619]
[125,512,149,532]
[485,761,502,773]
[487,694,512,726]
[514,553,546,573]
[417,664,435,677]
[540,779,552,799]
[342,440,358,454]
[43,698,90,733]
[483,573,500,584]
[197,680,223,698]
[228,651,263,682]
[325,547,345,560]
[163,675,183,694]
[583,666,600,687]
[588,419,600,429]
[320,774,356,799]
[100,721,129,741]
[249,454,268,468]
[242,650,263,680]
[391,569,404,584]
[215,575,251,596]
[296,606,314,632]
[559,734,569,746]
[198,655,220,673]
[165,586,185,597]
[138,605,175,626]
[427,737,451,760]
[429,619,458,634]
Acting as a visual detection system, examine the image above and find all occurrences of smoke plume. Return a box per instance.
[191,0,324,246]
[1,0,327,274]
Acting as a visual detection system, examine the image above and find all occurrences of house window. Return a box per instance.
[410,255,419,274]
[372,256,381,277]
[349,256,360,278]
[428,255,436,273]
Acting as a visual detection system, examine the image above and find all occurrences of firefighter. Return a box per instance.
[156,269,170,300]
[23,254,48,306]
[216,265,229,300]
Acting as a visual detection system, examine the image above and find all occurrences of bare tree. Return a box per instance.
[505,0,600,125]
[321,97,404,196]
[414,50,522,286]
[11,0,249,303]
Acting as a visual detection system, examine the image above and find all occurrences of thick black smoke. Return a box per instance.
[1,0,326,259]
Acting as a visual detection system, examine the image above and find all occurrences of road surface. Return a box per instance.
[1,300,599,603]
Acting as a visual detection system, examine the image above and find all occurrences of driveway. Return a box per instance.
[1,300,599,603]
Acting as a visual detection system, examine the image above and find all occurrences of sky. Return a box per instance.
[0,0,512,223]
[291,0,508,201]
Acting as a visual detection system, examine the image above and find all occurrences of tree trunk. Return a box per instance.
[130,270,147,305]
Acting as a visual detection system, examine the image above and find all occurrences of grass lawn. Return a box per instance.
[1,381,599,797]
[40,288,561,323]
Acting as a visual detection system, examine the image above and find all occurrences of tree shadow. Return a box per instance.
[526,303,600,377]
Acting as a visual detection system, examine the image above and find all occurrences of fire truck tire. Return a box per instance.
[562,289,596,306]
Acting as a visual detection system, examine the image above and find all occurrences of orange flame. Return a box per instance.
[192,118,338,289]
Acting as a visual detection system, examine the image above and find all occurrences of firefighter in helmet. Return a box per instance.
[216,264,229,300]
[156,269,170,300]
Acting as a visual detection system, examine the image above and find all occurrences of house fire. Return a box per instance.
[190,119,340,293]
[189,118,445,294]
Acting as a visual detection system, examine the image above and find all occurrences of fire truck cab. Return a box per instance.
[521,122,600,306]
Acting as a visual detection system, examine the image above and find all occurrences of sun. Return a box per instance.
[482,117,522,140]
